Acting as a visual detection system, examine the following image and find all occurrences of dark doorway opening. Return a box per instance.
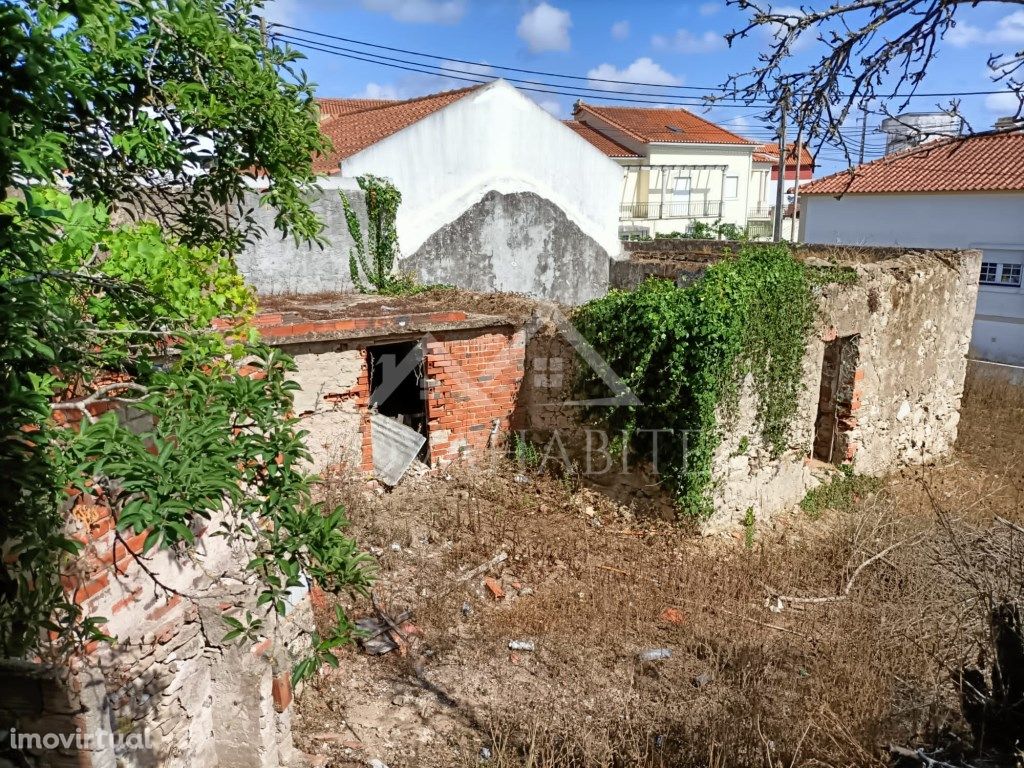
[367,341,429,461]
[812,334,860,464]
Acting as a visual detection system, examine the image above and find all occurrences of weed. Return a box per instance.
[743,506,756,548]
[800,465,882,519]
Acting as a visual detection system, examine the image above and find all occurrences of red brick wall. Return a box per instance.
[424,329,526,465]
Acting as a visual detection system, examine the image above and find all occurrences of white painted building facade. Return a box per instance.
[799,131,1024,365]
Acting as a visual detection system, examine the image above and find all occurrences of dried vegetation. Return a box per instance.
[295,365,1024,768]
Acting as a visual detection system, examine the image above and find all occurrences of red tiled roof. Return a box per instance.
[313,85,482,174]
[800,132,1024,195]
[563,120,640,157]
[753,142,814,168]
[317,97,395,116]
[573,103,754,146]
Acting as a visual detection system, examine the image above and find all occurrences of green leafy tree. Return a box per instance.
[342,174,418,294]
[1,0,372,678]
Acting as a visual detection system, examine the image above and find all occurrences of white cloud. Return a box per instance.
[586,57,683,93]
[611,20,630,40]
[984,91,1022,114]
[947,22,984,47]
[439,59,495,78]
[517,3,572,53]
[531,96,564,117]
[350,60,494,102]
[263,0,301,25]
[699,2,720,16]
[651,28,725,54]
[948,10,1024,48]
[358,0,466,24]
[353,82,403,100]
[752,5,815,53]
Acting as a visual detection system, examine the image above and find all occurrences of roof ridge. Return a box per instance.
[577,101,755,145]
[800,130,1024,195]
[317,84,483,119]
[574,103,648,144]
[563,119,640,157]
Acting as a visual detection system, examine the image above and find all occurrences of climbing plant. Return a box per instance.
[342,174,420,295]
[573,243,816,519]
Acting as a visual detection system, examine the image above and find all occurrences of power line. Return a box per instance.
[274,34,768,108]
[271,22,1017,100]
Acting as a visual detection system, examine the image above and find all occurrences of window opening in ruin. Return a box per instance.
[367,341,429,461]
[812,334,860,464]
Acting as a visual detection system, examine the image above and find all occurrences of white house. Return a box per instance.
[566,102,760,237]
[751,141,815,241]
[799,131,1024,365]
[239,79,623,304]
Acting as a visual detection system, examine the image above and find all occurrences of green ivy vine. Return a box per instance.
[573,243,817,519]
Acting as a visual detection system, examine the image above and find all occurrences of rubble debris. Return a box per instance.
[355,607,413,656]
[659,607,685,625]
[367,759,391,768]
[457,551,508,583]
[692,672,713,688]
[637,648,672,662]
[508,640,536,652]
[483,577,505,600]
[480,746,492,760]
[461,601,472,617]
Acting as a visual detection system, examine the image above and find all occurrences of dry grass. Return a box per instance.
[296,365,1024,768]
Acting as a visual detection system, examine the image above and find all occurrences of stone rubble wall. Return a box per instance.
[2,445,309,768]
[517,249,981,530]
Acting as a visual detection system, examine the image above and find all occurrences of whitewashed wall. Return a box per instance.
[341,80,622,259]
[800,192,1024,364]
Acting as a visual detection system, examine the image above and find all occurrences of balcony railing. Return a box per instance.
[748,205,772,220]
[620,199,724,221]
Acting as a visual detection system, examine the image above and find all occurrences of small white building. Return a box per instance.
[565,103,759,237]
[799,131,1024,365]
[751,141,815,241]
[239,79,623,304]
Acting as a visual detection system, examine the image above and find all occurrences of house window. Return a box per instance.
[1000,264,1022,286]
[980,262,1022,286]
[723,175,739,200]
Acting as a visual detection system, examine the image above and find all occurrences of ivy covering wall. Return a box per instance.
[574,243,818,519]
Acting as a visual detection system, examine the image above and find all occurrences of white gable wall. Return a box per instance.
[341,80,622,258]
[801,191,1024,364]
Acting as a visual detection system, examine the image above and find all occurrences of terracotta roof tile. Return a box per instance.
[574,103,754,146]
[317,97,395,116]
[800,132,1024,195]
[753,142,814,168]
[313,85,482,174]
[562,120,640,157]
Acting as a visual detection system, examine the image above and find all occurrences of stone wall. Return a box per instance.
[1,495,306,768]
[237,186,610,304]
[520,246,981,530]
[235,187,365,296]
[405,190,609,304]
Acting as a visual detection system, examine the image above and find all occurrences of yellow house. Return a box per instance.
[566,102,764,237]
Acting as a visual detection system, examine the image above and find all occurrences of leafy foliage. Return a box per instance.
[0,0,372,677]
[573,243,816,519]
[343,174,421,295]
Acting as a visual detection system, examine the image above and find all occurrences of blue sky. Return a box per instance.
[265,0,1024,175]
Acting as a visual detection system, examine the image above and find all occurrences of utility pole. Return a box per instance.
[791,140,802,243]
[858,107,868,165]
[259,15,268,46]
[772,93,789,243]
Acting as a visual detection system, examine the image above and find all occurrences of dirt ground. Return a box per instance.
[293,365,1024,768]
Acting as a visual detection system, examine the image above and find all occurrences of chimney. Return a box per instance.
[994,115,1024,132]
